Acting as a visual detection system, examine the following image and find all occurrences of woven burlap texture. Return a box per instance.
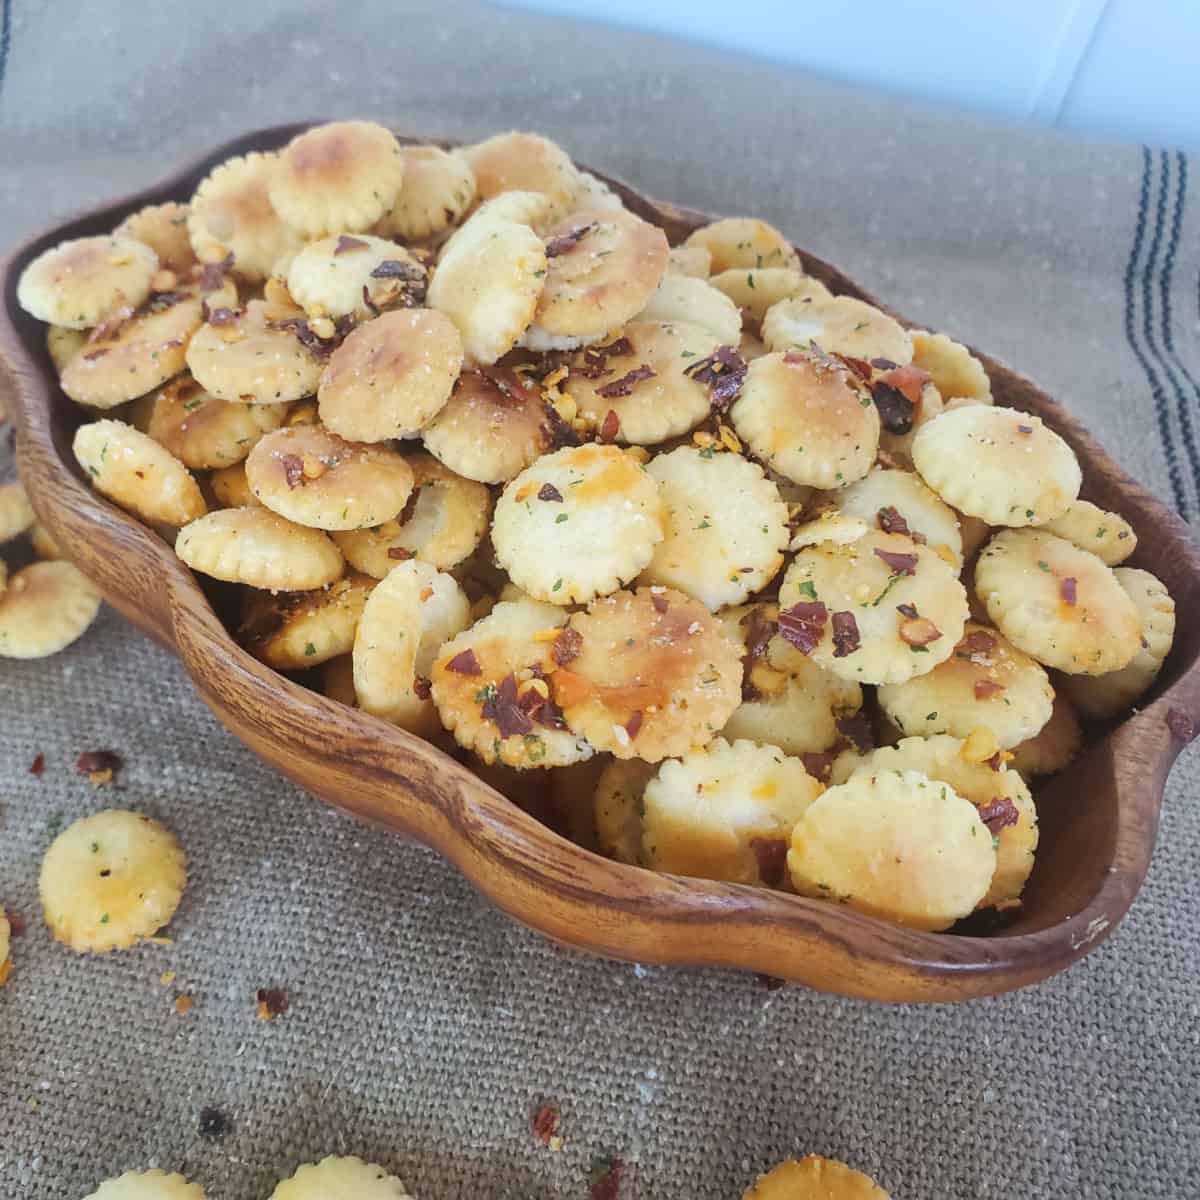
[1,3,1198,1198]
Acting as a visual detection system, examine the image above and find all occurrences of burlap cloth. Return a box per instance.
[2,4,1198,1197]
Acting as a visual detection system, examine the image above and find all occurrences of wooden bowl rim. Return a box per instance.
[3,122,1198,1002]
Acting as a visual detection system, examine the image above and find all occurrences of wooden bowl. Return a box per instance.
[3,125,1198,1002]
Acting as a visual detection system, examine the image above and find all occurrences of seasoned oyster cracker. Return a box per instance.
[666,243,711,278]
[332,452,490,574]
[430,598,593,769]
[146,374,286,470]
[61,291,206,409]
[188,151,302,281]
[270,120,406,236]
[830,467,964,569]
[912,406,1081,527]
[710,266,831,325]
[492,443,663,604]
[17,235,157,328]
[0,480,35,544]
[0,561,101,658]
[562,321,719,445]
[788,768,995,930]
[1059,567,1175,718]
[763,294,912,364]
[268,1156,411,1200]
[641,446,789,610]
[683,218,800,273]
[185,299,324,404]
[529,208,669,341]
[460,131,583,221]
[1010,693,1082,777]
[426,211,547,364]
[593,759,657,864]
[287,234,426,320]
[176,508,343,591]
[637,273,742,345]
[208,462,260,509]
[74,418,207,526]
[239,571,376,670]
[877,621,1054,749]
[551,586,742,761]
[83,1170,207,1200]
[422,365,558,483]
[730,348,880,489]
[115,201,197,275]
[1042,498,1136,565]
[376,144,477,239]
[975,528,1141,675]
[910,329,992,403]
[743,1156,890,1200]
[779,524,969,685]
[353,559,470,732]
[40,810,186,953]
[318,308,463,442]
[641,737,823,885]
[848,735,1038,910]
[245,425,414,531]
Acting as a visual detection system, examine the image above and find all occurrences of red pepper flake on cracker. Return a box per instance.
[552,627,583,667]
[280,453,306,490]
[596,366,655,401]
[877,506,911,537]
[333,235,369,255]
[899,615,942,647]
[831,611,861,657]
[978,796,1019,835]
[974,678,1006,700]
[446,648,482,676]
[873,547,918,575]
[537,483,564,502]
[778,600,828,655]
[545,222,597,258]
[1060,576,1078,606]
[682,344,748,414]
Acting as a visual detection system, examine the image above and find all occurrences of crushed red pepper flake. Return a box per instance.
[204,305,239,326]
[76,749,123,786]
[576,336,635,380]
[873,547,918,575]
[898,615,942,647]
[650,592,669,614]
[483,673,533,738]
[446,648,482,676]
[831,611,861,657]
[961,630,998,655]
[974,678,1006,700]
[552,627,583,667]
[333,234,369,255]
[280,453,306,490]
[29,754,45,777]
[596,366,655,401]
[589,1155,625,1200]
[1017,424,1034,434]
[370,258,425,281]
[197,252,234,291]
[537,483,564,502]
[624,710,644,740]
[532,1102,561,1146]
[739,605,777,699]
[7,911,27,937]
[396,486,422,527]
[985,751,1004,771]
[778,601,828,655]
[749,837,788,887]
[896,602,920,620]
[682,344,748,414]
[545,222,596,257]
[386,546,413,561]
[542,400,582,449]
[877,506,911,537]
[877,363,930,406]
[597,409,621,442]
[833,352,874,382]
[977,796,1019,835]
[255,987,289,1020]
[412,676,432,701]
[1060,576,1078,606]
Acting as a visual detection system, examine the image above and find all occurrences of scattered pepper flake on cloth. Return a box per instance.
[75,749,123,787]
[532,1101,560,1146]
[256,987,289,1020]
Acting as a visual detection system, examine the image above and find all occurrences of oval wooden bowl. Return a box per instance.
[2,125,1198,1002]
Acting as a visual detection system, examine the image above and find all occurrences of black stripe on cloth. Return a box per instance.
[1124,146,1187,515]
[0,0,11,97]
[1161,150,1200,498]
[1143,149,1198,515]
